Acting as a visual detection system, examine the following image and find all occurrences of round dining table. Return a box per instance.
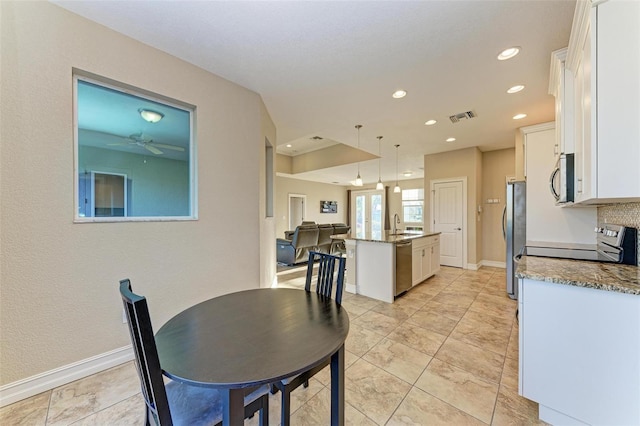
[155,287,350,425]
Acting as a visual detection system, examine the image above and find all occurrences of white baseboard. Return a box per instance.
[481,260,506,269]
[345,283,356,294]
[466,263,480,271]
[0,345,134,408]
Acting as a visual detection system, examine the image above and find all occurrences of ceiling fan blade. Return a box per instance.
[151,143,185,152]
[145,145,163,155]
[107,142,129,146]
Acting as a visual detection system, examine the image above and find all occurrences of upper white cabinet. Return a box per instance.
[548,48,575,156]
[567,0,640,204]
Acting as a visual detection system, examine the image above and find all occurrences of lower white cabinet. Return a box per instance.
[519,278,640,425]
[412,235,440,285]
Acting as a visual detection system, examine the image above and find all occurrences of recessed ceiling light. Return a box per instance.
[138,108,164,123]
[286,144,292,148]
[392,90,407,99]
[403,171,413,177]
[513,113,527,120]
[446,137,456,142]
[497,47,520,61]
[424,119,437,126]
[507,85,525,94]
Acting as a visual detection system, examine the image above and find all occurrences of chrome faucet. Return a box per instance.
[392,213,400,234]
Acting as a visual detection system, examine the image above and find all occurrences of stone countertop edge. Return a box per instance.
[516,255,640,295]
[341,231,441,244]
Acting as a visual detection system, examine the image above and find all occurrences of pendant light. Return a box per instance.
[353,125,363,186]
[376,136,384,190]
[394,144,401,193]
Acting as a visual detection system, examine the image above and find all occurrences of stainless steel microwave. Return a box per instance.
[549,153,574,203]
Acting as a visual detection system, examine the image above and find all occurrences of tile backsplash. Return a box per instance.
[598,202,640,266]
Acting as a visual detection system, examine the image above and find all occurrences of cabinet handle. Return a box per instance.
[577,178,583,194]
[554,143,559,156]
[422,249,425,257]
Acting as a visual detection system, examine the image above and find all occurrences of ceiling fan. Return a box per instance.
[107,133,185,155]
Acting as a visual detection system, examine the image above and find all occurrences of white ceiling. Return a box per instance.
[53,0,576,186]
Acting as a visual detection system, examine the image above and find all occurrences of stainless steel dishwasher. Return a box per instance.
[395,240,412,296]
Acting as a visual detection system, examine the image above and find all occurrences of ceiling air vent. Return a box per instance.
[310,136,323,140]
[449,110,477,123]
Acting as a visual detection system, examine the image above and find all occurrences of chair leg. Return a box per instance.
[303,380,309,388]
[270,383,279,394]
[259,394,269,426]
[281,388,292,426]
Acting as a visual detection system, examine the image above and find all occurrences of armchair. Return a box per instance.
[276,225,319,265]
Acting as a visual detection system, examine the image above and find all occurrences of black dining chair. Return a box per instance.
[271,251,346,425]
[119,279,269,426]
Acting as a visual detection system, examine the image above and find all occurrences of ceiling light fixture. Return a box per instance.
[403,171,413,177]
[446,137,456,142]
[286,144,292,148]
[353,124,363,186]
[394,144,401,193]
[497,47,520,61]
[507,85,525,94]
[138,108,164,123]
[425,119,437,126]
[513,113,527,120]
[376,136,384,190]
[392,90,407,99]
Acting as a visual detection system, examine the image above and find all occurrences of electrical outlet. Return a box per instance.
[122,308,127,324]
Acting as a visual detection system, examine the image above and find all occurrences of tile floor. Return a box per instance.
[0,266,548,425]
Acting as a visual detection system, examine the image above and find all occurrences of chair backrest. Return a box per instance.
[292,225,319,249]
[119,279,173,426]
[332,223,350,235]
[316,224,334,253]
[305,251,346,304]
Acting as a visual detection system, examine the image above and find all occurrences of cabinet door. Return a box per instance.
[430,243,440,275]
[412,247,423,286]
[421,248,430,281]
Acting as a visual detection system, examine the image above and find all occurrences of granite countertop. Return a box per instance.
[339,231,440,244]
[516,255,640,295]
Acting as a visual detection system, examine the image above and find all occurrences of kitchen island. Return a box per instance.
[343,231,440,303]
[516,256,640,425]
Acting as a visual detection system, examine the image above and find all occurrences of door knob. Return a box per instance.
[454,227,462,231]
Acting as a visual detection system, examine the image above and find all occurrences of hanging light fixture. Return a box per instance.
[376,136,384,190]
[353,125,363,186]
[394,144,401,193]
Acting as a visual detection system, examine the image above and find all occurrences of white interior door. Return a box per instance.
[288,194,305,229]
[351,190,384,239]
[432,180,464,268]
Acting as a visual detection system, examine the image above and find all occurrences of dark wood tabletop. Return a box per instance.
[155,288,350,425]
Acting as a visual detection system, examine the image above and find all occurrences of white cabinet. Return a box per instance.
[411,235,440,285]
[522,123,596,244]
[519,278,640,425]
[549,48,575,155]
[568,0,640,204]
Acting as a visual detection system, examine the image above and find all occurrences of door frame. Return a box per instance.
[429,177,468,269]
[350,189,385,239]
[288,193,306,230]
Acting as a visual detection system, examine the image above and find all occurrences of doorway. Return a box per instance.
[350,190,384,239]
[288,194,306,229]
[430,178,467,268]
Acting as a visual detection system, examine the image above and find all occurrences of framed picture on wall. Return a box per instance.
[320,200,337,213]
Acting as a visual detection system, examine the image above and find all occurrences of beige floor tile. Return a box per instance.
[387,387,486,426]
[505,325,519,361]
[435,337,505,384]
[446,280,487,293]
[492,385,548,426]
[345,323,386,357]
[345,359,411,425]
[462,308,514,331]
[468,293,517,323]
[407,310,459,336]
[449,316,510,356]
[72,393,145,426]
[46,362,140,426]
[431,290,479,309]
[420,300,468,321]
[393,294,428,310]
[341,301,372,319]
[363,338,432,384]
[314,351,360,386]
[352,310,403,336]
[415,358,498,424]
[0,391,50,426]
[500,356,519,392]
[386,322,447,356]
[343,295,381,311]
[289,387,377,425]
[370,302,418,322]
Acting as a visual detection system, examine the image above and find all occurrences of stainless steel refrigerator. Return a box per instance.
[503,181,526,300]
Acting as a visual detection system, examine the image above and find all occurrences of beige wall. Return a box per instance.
[0,1,275,387]
[481,149,516,264]
[275,176,348,238]
[424,147,482,266]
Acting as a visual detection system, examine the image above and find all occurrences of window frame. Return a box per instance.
[73,70,198,223]
[401,188,424,225]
